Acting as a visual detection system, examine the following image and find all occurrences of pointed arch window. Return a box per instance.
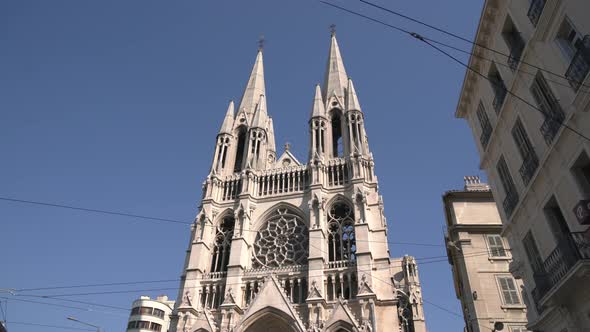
[210,215,235,273]
[330,110,344,157]
[234,126,247,172]
[328,201,356,262]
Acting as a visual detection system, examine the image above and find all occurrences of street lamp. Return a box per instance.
[67,316,102,332]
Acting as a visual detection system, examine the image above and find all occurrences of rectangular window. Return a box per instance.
[150,322,162,332]
[555,17,583,61]
[510,327,528,332]
[523,231,543,273]
[530,71,565,144]
[527,0,546,27]
[153,308,165,318]
[489,64,508,113]
[476,102,493,148]
[128,321,137,329]
[497,276,521,305]
[131,307,140,315]
[571,151,590,195]
[137,321,151,329]
[139,306,152,315]
[502,15,526,71]
[512,118,539,185]
[544,197,571,242]
[487,235,507,257]
[497,156,519,217]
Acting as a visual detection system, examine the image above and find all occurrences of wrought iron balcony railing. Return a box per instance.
[527,0,546,27]
[565,35,590,91]
[540,109,565,145]
[518,153,539,186]
[531,232,590,313]
[502,190,519,217]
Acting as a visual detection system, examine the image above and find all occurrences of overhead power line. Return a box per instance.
[320,1,590,143]
[357,0,590,91]
[5,321,95,331]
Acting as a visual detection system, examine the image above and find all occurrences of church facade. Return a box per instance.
[169,33,427,332]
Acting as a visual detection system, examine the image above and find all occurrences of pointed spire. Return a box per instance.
[251,94,268,129]
[323,32,348,101]
[238,50,266,117]
[218,100,235,134]
[310,84,326,118]
[346,78,361,112]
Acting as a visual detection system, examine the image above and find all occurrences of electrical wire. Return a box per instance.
[319,1,590,143]
[5,321,95,331]
[357,0,590,91]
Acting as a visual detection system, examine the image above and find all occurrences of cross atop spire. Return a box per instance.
[330,24,336,36]
[322,30,348,101]
[258,35,265,51]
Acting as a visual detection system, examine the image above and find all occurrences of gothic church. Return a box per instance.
[169,32,427,332]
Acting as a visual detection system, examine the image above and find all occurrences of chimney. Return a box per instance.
[463,176,490,191]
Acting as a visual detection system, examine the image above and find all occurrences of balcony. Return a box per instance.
[502,191,519,217]
[527,0,546,27]
[531,232,590,312]
[540,110,565,145]
[565,35,590,92]
[518,153,539,186]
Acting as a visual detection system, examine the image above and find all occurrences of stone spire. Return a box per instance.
[267,117,276,153]
[322,32,348,101]
[310,84,326,118]
[251,94,268,129]
[238,50,266,117]
[346,78,361,112]
[218,100,235,135]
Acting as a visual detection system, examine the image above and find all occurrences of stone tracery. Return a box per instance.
[252,208,308,268]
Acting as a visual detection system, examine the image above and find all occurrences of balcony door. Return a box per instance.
[543,197,571,242]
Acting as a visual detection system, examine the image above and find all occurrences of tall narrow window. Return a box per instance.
[331,111,344,157]
[571,151,590,195]
[543,197,571,242]
[489,64,508,113]
[233,127,247,172]
[502,15,526,71]
[530,72,565,144]
[523,231,543,274]
[527,0,546,27]
[476,102,493,148]
[210,216,235,273]
[512,118,538,185]
[497,276,521,305]
[556,18,583,61]
[497,156,519,217]
[487,235,507,257]
[327,201,356,262]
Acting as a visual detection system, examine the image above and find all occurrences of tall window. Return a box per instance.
[502,15,526,70]
[233,126,247,172]
[330,110,344,157]
[476,102,493,149]
[512,118,538,185]
[489,64,508,113]
[497,156,519,217]
[497,276,521,305]
[530,72,564,144]
[556,17,583,61]
[523,231,543,274]
[571,151,590,195]
[527,0,546,27]
[487,235,507,257]
[210,215,235,273]
[328,201,356,262]
[544,197,571,242]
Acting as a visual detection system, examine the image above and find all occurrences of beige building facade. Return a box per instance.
[167,33,428,332]
[444,176,528,332]
[127,295,175,332]
[456,0,590,331]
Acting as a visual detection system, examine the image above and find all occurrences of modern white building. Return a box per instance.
[455,0,590,330]
[443,176,529,332]
[127,295,175,332]
[168,32,428,332]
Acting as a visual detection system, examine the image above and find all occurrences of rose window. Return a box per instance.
[252,208,308,268]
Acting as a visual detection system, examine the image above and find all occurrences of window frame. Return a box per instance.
[496,275,522,306]
[555,16,583,62]
[486,234,508,258]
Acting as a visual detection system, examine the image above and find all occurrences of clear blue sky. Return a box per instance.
[1,1,485,331]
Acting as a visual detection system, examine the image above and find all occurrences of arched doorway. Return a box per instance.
[242,308,300,332]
